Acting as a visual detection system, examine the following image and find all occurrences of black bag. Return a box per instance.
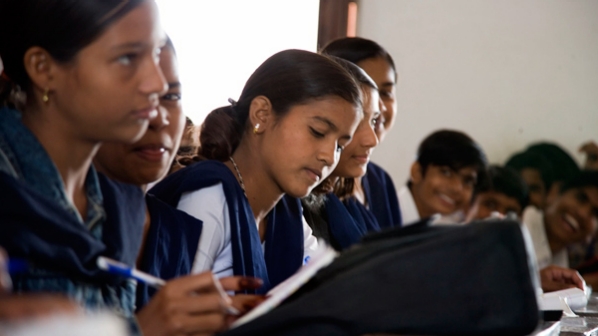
[222,220,540,336]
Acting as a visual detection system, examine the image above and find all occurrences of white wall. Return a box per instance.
[155,0,319,124]
[357,0,598,187]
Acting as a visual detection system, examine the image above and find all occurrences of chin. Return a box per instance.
[285,184,312,198]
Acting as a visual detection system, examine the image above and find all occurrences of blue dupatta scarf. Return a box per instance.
[0,171,145,286]
[363,162,402,228]
[135,195,203,309]
[150,160,304,293]
[324,193,368,250]
[343,197,381,234]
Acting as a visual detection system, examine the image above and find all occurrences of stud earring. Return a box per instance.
[253,123,260,134]
[42,88,50,103]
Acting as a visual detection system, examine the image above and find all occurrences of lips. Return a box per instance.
[133,144,170,162]
[562,213,580,233]
[438,193,456,207]
[305,168,322,183]
[132,106,158,120]
[352,154,370,164]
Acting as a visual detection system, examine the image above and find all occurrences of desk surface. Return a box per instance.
[532,294,598,336]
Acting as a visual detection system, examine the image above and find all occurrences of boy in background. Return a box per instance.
[466,165,528,221]
[505,151,553,210]
[399,129,487,225]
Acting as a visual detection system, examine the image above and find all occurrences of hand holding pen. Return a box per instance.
[97,257,263,335]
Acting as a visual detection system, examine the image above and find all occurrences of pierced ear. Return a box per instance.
[410,162,423,184]
[23,47,56,95]
[248,95,273,134]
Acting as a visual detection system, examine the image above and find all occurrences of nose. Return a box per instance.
[149,105,170,130]
[362,123,379,149]
[139,56,168,101]
[379,99,387,114]
[317,139,336,167]
[447,175,465,196]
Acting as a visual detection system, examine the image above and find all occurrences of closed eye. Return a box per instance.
[379,90,393,98]
[161,92,181,102]
[310,127,325,138]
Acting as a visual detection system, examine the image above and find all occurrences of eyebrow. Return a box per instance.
[380,81,395,88]
[168,82,181,89]
[111,42,149,52]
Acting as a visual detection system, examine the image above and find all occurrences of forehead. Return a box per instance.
[431,164,478,176]
[287,96,359,126]
[82,1,161,54]
[159,48,179,81]
[520,168,543,183]
[356,57,395,85]
[480,191,522,208]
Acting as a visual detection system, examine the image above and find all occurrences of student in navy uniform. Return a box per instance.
[505,150,554,210]
[150,49,362,293]
[399,130,488,225]
[466,165,529,221]
[321,37,401,228]
[94,39,260,335]
[0,0,165,331]
[303,59,384,250]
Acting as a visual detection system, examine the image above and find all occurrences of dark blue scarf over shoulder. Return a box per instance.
[0,172,145,285]
[136,194,203,309]
[324,193,367,250]
[150,160,304,294]
[363,162,402,228]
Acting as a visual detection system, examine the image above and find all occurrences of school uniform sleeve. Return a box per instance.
[177,183,233,278]
[302,215,319,264]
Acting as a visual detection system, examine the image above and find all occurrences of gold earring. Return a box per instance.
[253,123,260,134]
[42,88,49,103]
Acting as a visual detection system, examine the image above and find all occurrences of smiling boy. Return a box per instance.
[466,165,529,221]
[525,171,598,269]
[399,130,488,225]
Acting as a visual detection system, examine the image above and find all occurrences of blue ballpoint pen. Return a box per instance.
[97,256,239,315]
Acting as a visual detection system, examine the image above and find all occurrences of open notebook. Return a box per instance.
[231,243,337,328]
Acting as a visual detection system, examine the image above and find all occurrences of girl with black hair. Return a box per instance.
[321,37,402,229]
[0,1,245,333]
[151,49,362,293]
[303,59,385,250]
[0,0,163,321]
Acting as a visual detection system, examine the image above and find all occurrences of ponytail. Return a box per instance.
[199,105,243,161]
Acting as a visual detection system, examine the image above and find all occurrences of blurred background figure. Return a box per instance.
[580,141,598,171]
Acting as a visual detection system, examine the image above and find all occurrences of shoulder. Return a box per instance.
[181,183,227,206]
[366,162,393,181]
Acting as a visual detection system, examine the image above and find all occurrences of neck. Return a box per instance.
[227,141,284,239]
[22,106,99,217]
[352,176,366,205]
[543,216,566,254]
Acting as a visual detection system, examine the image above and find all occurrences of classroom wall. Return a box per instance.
[357,0,598,187]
